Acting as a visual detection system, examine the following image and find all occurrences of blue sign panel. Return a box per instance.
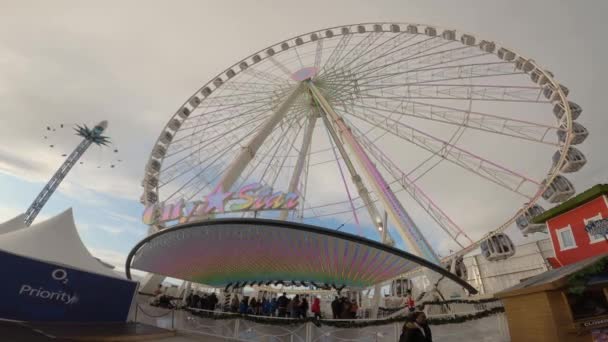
[0,249,137,322]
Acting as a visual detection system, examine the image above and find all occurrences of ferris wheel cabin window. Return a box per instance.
[585,213,605,244]
[556,226,577,251]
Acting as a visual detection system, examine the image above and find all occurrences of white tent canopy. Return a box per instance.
[0,208,122,279]
[0,213,26,235]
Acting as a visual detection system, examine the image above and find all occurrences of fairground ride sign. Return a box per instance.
[586,218,608,238]
[142,183,299,225]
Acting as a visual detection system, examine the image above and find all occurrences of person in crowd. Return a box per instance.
[340,298,351,319]
[153,284,163,296]
[277,293,289,317]
[400,311,432,342]
[249,297,258,315]
[270,297,278,317]
[291,295,301,318]
[185,292,193,307]
[192,292,201,309]
[239,297,248,315]
[331,296,340,319]
[350,300,359,319]
[200,294,208,310]
[311,296,322,320]
[158,287,173,309]
[208,292,218,311]
[287,297,295,318]
[261,297,271,316]
[230,294,240,313]
[300,297,309,318]
[406,290,416,313]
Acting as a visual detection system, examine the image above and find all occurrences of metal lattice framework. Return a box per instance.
[24,121,111,226]
[142,22,585,261]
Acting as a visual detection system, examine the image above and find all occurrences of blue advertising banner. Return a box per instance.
[0,249,137,322]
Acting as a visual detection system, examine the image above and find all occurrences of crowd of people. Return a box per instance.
[228,293,322,318]
[155,285,432,341]
[185,291,219,311]
[329,296,360,319]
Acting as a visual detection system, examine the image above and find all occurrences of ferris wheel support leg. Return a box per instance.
[312,85,385,241]
[306,81,439,264]
[279,112,317,221]
[371,212,390,318]
[217,84,304,191]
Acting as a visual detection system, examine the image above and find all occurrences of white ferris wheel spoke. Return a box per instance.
[167,107,275,158]
[322,33,353,72]
[314,38,324,70]
[348,97,559,145]
[338,35,444,77]
[343,106,541,198]
[329,31,384,72]
[347,40,465,80]
[350,124,473,248]
[160,112,275,184]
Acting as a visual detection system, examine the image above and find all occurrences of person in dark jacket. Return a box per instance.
[230,294,239,313]
[239,298,248,315]
[400,312,432,342]
[208,292,218,311]
[200,294,208,310]
[192,293,201,308]
[300,297,309,318]
[277,293,289,317]
[249,297,258,315]
[270,298,278,316]
[340,298,351,319]
[330,296,340,319]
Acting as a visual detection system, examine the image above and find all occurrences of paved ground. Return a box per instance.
[156,332,236,341]
[0,320,181,341]
[0,320,53,341]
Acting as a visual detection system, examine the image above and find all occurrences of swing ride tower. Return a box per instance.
[23,121,110,226]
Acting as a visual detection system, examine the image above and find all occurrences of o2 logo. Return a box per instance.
[52,269,69,284]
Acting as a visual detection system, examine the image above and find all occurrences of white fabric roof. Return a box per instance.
[0,213,26,234]
[0,208,122,279]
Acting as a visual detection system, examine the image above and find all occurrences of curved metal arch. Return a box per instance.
[125,218,478,294]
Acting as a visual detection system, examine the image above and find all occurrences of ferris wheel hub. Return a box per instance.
[291,66,318,81]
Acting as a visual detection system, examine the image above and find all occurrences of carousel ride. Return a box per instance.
[138,22,587,301]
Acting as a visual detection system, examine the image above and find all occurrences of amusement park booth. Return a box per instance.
[532,184,608,268]
[495,254,608,342]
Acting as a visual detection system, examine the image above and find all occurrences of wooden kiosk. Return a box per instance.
[495,254,608,341]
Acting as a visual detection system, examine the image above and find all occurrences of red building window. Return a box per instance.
[585,213,606,244]
[556,225,577,251]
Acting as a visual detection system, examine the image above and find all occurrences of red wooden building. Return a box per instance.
[532,184,608,267]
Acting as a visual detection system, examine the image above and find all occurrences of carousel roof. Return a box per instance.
[127,218,477,293]
[0,208,122,278]
[0,213,26,234]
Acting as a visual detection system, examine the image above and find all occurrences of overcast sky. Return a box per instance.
[1,0,606,269]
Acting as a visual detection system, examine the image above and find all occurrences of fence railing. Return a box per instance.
[133,302,510,341]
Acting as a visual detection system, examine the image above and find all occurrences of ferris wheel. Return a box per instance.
[141,22,587,265]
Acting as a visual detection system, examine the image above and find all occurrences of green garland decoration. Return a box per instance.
[427,307,504,325]
[567,257,608,295]
[379,297,501,313]
[185,305,505,328]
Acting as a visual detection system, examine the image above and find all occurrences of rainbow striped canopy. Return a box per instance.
[127,219,476,292]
